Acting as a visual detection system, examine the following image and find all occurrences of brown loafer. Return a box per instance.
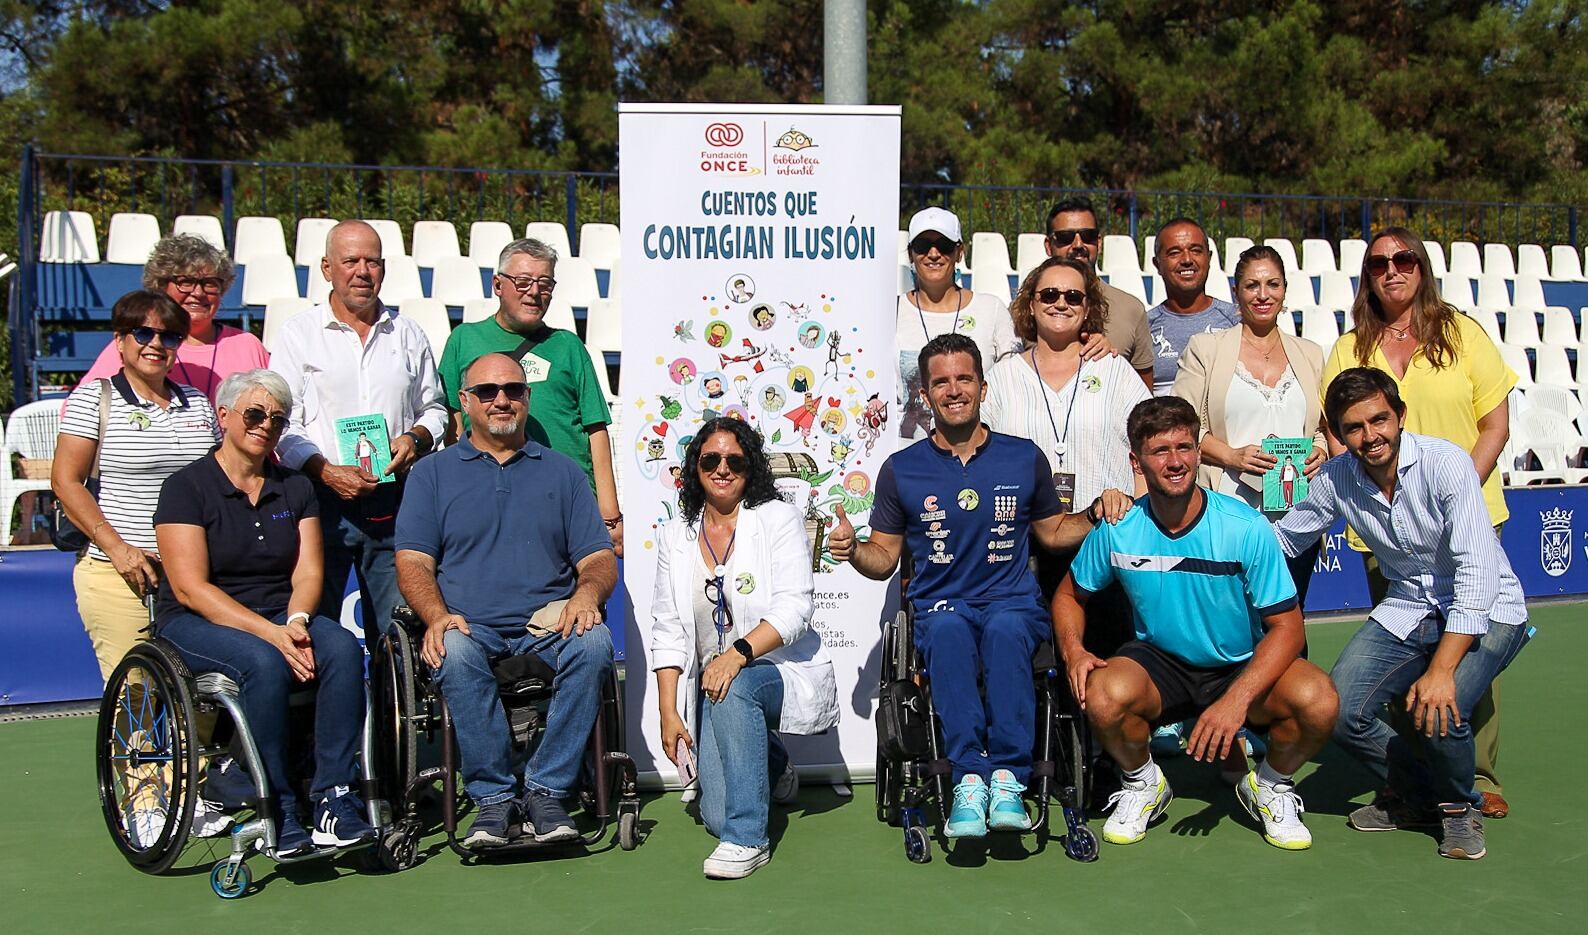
[1480,791,1509,819]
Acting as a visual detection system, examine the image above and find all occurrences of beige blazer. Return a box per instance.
[1172,325,1326,491]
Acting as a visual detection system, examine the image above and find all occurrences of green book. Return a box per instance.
[1261,436,1309,512]
[335,414,393,484]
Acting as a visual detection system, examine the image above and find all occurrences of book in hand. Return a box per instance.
[1261,436,1310,512]
[335,414,394,484]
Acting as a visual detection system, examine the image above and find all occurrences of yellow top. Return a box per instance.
[1321,313,1517,549]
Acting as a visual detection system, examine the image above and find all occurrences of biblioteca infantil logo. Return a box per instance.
[772,126,821,176]
[1540,507,1573,578]
[699,121,761,176]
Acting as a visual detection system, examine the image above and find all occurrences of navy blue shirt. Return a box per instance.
[395,436,611,632]
[153,449,320,627]
[871,430,1062,608]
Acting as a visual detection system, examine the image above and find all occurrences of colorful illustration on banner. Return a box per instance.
[704,320,732,348]
[749,303,776,330]
[856,393,888,453]
[784,392,819,442]
[788,365,814,393]
[830,435,853,469]
[721,404,749,422]
[718,338,766,369]
[726,275,755,303]
[673,320,695,342]
[823,330,846,377]
[760,385,786,411]
[821,407,847,435]
[669,357,696,384]
[699,372,726,400]
[657,395,683,419]
[798,321,824,348]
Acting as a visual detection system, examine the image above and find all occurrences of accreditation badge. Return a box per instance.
[1053,472,1076,512]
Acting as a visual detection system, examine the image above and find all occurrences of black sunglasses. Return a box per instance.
[909,234,958,257]
[1047,227,1100,246]
[698,452,749,474]
[1035,287,1087,307]
[126,326,184,350]
[240,406,290,433]
[1365,250,1420,277]
[464,381,530,401]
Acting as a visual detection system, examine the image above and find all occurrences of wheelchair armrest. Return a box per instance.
[1032,641,1058,674]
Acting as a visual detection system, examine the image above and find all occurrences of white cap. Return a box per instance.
[907,207,961,244]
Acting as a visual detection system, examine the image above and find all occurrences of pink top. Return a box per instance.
[78,323,270,404]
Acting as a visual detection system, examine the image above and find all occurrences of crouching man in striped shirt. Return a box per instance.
[1273,367,1530,860]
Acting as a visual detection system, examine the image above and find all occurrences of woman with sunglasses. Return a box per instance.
[650,418,838,880]
[152,368,374,857]
[1321,227,1517,818]
[79,234,269,404]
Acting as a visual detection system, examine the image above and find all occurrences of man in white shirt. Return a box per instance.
[270,220,448,641]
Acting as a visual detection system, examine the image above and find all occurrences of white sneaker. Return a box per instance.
[124,806,168,849]
[703,842,771,879]
[1236,771,1312,850]
[772,762,800,805]
[1103,769,1173,845]
[192,798,234,838]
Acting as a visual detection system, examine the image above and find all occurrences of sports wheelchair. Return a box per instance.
[96,637,387,899]
[874,609,1099,864]
[368,606,641,865]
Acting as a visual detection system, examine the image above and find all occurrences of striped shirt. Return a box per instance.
[982,352,1149,509]
[59,373,218,560]
[1272,432,1526,637]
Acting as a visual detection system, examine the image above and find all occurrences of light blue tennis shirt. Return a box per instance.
[1070,488,1298,667]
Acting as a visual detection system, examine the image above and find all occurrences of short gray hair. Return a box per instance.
[497,237,558,273]
[216,369,292,411]
[142,234,236,291]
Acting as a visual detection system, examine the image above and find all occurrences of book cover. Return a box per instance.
[1261,436,1309,512]
[335,414,393,484]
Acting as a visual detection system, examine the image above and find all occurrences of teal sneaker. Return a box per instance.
[944,774,989,839]
[987,769,1031,831]
[1150,721,1185,757]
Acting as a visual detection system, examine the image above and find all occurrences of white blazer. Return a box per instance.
[649,498,839,736]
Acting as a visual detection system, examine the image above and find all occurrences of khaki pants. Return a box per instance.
[74,555,152,684]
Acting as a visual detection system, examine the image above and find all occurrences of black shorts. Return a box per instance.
[1116,640,1248,726]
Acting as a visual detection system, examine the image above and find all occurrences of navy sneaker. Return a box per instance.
[464,800,515,849]
[204,755,256,811]
[276,807,313,857]
[312,787,378,847]
[522,791,579,843]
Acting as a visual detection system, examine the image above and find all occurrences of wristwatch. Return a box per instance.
[732,638,754,664]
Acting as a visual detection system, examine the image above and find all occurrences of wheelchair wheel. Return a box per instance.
[373,626,419,802]
[209,859,251,899]
[904,825,932,864]
[377,822,421,871]
[618,808,639,851]
[97,641,200,875]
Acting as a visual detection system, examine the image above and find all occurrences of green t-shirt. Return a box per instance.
[437,317,610,484]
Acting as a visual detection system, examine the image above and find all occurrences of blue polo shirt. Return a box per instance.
[1069,488,1297,667]
[395,436,611,632]
[871,430,1061,608]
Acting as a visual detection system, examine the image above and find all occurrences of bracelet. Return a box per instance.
[603,513,623,529]
[401,430,430,454]
[285,611,311,627]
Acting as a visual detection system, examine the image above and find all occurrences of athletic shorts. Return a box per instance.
[1115,640,1248,726]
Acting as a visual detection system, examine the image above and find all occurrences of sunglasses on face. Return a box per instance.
[1365,250,1420,277]
[125,326,184,350]
[464,381,530,402]
[698,452,749,474]
[910,235,958,257]
[1035,287,1087,307]
[239,407,290,433]
[1047,227,1100,246]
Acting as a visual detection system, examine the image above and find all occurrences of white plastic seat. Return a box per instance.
[1014,233,1048,280]
[542,295,577,332]
[971,232,1015,277]
[584,342,615,403]
[1511,276,1547,312]
[260,297,315,353]
[1475,274,1513,313]
[396,298,452,360]
[1106,273,1148,307]
[362,219,406,257]
[293,217,338,268]
[1517,244,1550,279]
[40,210,99,263]
[1541,307,1578,348]
[411,221,461,267]
[468,222,515,269]
[578,223,622,270]
[105,213,161,264]
[1482,244,1516,280]
[606,258,621,303]
[556,256,603,309]
[1222,237,1255,275]
[462,298,498,323]
[896,229,910,265]
[1,400,62,547]
[1511,408,1579,484]
[1465,308,1504,347]
[1205,271,1233,302]
[1100,235,1141,278]
[429,256,487,305]
[1276,309,1297,335]
[240,253,301,306]
[1421,241,1450,279]
[1338,239,1367,277]
[1316,271,1357,311]
[1142,235,1157,270]
[378,255,425,306]
[1549,244,1585,281]
[970,260,1012,304]
[307,264,331,304]
[1502,308,1542,348]
[173,214,226,252]
[524,221,573,260]
[1440,276,1477,311]
[1300,306,1340,346]
[1286,275,1317,307]
[584,298,622,353]
[1300,239,1336,276]
[1498,342,1533,389]
[1533,346,1576,391]
[1262,238,1302,280]
[233,216,288,265]
[1448,241,1483,279]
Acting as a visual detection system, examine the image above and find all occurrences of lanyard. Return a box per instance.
[702,522,737,649]
[1032,348,1083,469]
[177,328,223,398]
[909,286,966,341]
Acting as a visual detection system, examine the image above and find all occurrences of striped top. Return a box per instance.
[982,352,1149,510]
[1273,432,1526,637]
[59,373,218,561]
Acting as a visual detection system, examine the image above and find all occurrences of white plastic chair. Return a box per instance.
[543,295,576,332]
[293,217,338,268]
[1502,308,1541,348]
[1,400,62,547]
[1498,342,1533,390]
[1300,307,1340,346]
[1465,308,1504,347]
[1222,237,1255,275]
[578,223,622,270]
[1512,276,1547,312]
[1549,244,1585,282]
[1206,271,1233,303]
[462,298,498,323]
[970,260,1013,304]
[1142,235,1158,270]
[307,263,332,304]
[240,253,301,307]
[1014,233,1048,280]
[971,232,1015,278]
[1276,309,1297,335]
[1533,346,1576,391]
[105,213,161,264]
[378,255,425,306]
[1300,239,1336,276]
[411,221,461,268]
[1541,307,1578,348]
[396,298,453,360]
[1100,234,1141,278]
[1338,239,1367,277]
[584,342,616,403]
[1482,243,1516,279]
[1475,274,1512,313]
[1440,276,1477,312]
[1516,244,1550,280]
[429,256,487,305]
[468,222,515,269]
[584,298,622,354]
[1286,275,1318,308]
[524,221,573,260]
[40,210,100,263]
[1421,241,1450,279]
[261,297,315,353]
[1107,274,1148,307]
[233,216,288,265]
[173,215,226,252]
[1316,271,1357,312]
[556,256,603,310]
[362,219,406,257]
[896,229,910,265]
[1511,409,1578,484]
[1262,238,1302,280]
[1526,381,1583,422]
[1448,241,1483,279]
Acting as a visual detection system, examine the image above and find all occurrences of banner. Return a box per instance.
[619,103,902,785]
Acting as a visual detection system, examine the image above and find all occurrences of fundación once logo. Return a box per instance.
[1540,507,1573,577]
[699,122,760,176]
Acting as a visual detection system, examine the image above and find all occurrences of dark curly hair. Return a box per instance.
[678,417,786,524]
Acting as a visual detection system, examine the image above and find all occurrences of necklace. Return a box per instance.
[1384,319,1413,342]
[1241,331,1283,362]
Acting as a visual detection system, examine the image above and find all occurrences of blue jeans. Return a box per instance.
[913,595,1049,784]
[316,485,400,644]
[431,623,614,806]
[160,610,364,813]
[697,662,786,848]
[1330,615,1529,809]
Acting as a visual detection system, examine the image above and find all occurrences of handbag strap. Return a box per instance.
[90,378,110,481]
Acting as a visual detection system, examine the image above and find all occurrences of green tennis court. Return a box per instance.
[3,607,1582,933]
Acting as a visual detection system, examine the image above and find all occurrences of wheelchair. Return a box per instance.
[368,606,641,866]
[96,637,387,899]
[874,609,1099,864]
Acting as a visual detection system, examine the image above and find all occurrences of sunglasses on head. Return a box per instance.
[910,234,958,257]
[1365,250,1420,277]
[464,382,530,402]
[1036,287,1087,307]
[1047,227,1100,246]
[240,407,290,433]
[126,326,184,350]
[698,452,749,474]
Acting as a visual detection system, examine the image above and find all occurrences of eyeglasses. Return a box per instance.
[125,326,184,350]
[167,276,225,295]
[909,235,958,257]
[1035,287,1087,307]
[698,452,749,474]
[497,274,557,293]
[703,576,735,637]
[464,381,530,402]
[1047,228,1100,247]
[1365,250,1420,277]
[239,407,290,433]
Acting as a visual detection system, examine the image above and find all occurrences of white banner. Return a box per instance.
[619,103,902,785]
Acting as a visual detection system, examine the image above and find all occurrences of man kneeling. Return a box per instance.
[1053,397,1339,850]
[396,352,618,847]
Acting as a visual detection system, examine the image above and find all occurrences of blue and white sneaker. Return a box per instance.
[945,774,989,839]
[1150,721,1186,757]
[276,808,313,857]
[311,787,378,847]
[987,769,1031,832]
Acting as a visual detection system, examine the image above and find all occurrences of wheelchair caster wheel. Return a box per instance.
[618,810,639,851]
[904,826,932,864]
[1063,824,1099,863]
[210,860,250,899]
[377,826,420,871]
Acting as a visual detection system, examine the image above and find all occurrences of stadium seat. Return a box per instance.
[1516,244,1550,279]
[1549,244,1586,281]
[896,229,910,265]
[468,221,515,269]
[462,298,498,323]
[1300,306,1341,346]
[1142,235,1157,270]
[1475,274,1513,313]
[1511,408,1581,484]
[1286,274,1318,308]
[543,295,577,332]
[260,297,315,353]
[1512,276,1547,312]
[173,214,226,252]
[557,256,603,309]
[1465,308,1504,347]
[1502,308,1542,349]
[1100,234,1141,278]
[40,210,99,263]
[1206,272,1233,302]
[525,221,573,260]
[1533,346,1576,391]
[1223,237,1254,275]
[584,342,615,402]
[411,220,461,267]
[1316,271,1356,311]
[1498,342,1533,389]
[1015,233,1048,280]
[579,223,622,270]
[1421,241,1450,279]
[971,265,1012,303]
[971,232,1016,278]
[377,255,425,306]
[897,263,913,294]
[1482,243,1516,280]
[607,258,622,303]
[396,298,452,360]
[1262,238,1302,280]
[429,255,487,305]
[1,399,62,547]
[584,298,621,354]
[233,216,287,264]
[293,217,338,267]
[105,213,161,264]
[1441,276,1477,311]
[1541,307,1579,348]
[240,253,301,307]
[362,218,406,256]
[1338,239,1367,277]
[1448,241,1483,279]
[1276,309,1297,335]
[1300,239,1336,276]
[1147,273,1165,306]
[307,264,331,304]
[1107,273,1148,307]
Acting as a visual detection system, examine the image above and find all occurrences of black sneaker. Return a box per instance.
[522,791,579,843]
[204,755,256,811]
[312,788,378,847]
[464,800,515,849]
[276,808,313,857]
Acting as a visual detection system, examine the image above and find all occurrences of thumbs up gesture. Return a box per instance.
[827,504,857,562]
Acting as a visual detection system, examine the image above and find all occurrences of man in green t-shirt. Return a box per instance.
[436,237,623,555]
